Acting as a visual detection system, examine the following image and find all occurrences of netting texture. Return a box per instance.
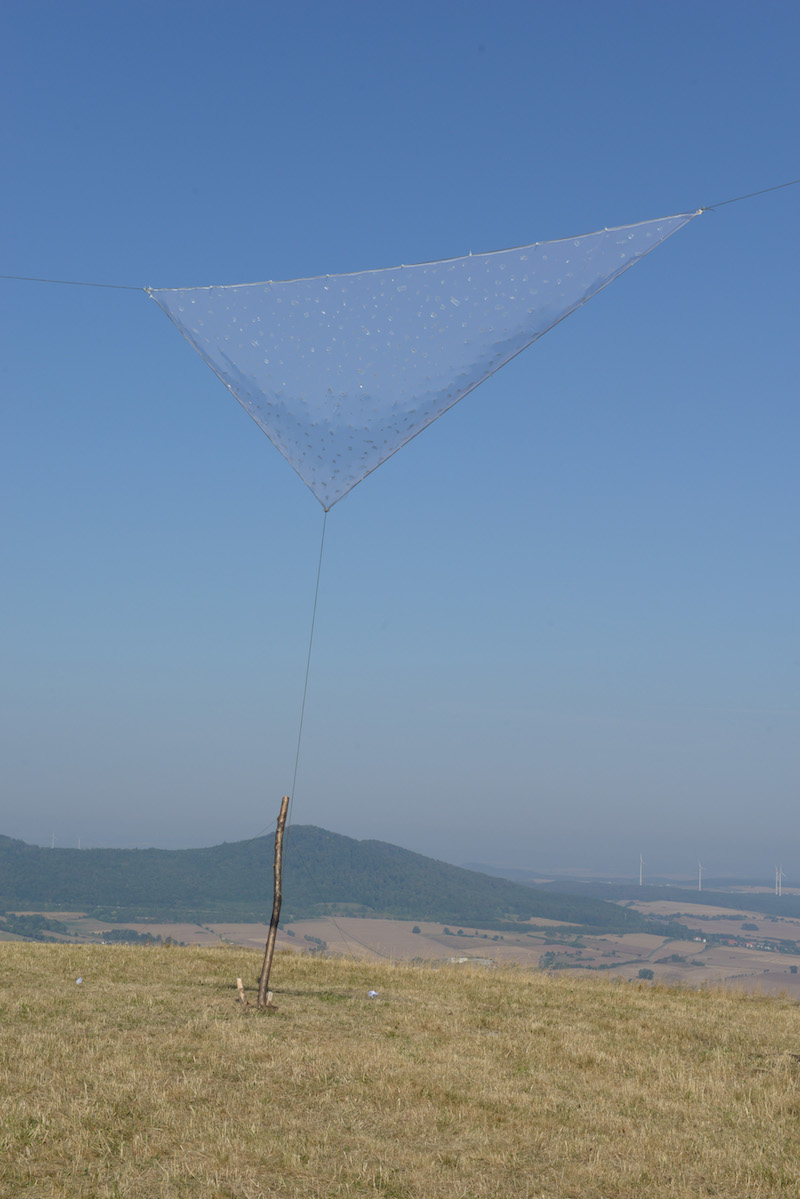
[150,213,699,509]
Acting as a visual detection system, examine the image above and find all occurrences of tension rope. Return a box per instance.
[2,176,798,293]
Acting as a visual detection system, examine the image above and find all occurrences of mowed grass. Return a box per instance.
[2,945,800,1197]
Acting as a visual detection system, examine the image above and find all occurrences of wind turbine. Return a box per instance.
[698,860,702,893]
[639,855,644,887]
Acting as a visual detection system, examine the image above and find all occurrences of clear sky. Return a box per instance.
[2,0,798,879]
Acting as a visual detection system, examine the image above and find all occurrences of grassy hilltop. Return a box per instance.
[3,943,800,1197]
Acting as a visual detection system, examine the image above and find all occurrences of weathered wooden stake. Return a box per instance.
[258,794,290,1008]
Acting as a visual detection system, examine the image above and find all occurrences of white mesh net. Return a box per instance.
[150,213,700,509]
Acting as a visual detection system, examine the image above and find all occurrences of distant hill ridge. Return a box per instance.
[0,828,679,933]
[467,864,800,919]
[537,878,800,920]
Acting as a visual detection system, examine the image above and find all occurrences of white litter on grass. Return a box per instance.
[367,990,379,999]
[76,978,83,985]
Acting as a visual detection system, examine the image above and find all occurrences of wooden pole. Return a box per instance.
[258,795,290,1008]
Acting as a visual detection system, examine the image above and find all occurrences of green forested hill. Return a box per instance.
[0,828,674,933]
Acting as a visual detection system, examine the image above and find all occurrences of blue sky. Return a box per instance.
[2,0,798,878]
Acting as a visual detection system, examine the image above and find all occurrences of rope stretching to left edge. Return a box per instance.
[3,176,800,293]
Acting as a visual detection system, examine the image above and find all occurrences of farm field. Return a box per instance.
[625,901,800,995]
[14,903,800,996]
[3,942,800,1198]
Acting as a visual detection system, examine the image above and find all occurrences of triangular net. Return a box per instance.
[150,212,700,509]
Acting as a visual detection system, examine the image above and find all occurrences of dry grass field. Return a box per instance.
[3,944,800,1197]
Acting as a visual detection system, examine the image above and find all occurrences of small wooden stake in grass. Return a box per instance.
[258,795,290,1009]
